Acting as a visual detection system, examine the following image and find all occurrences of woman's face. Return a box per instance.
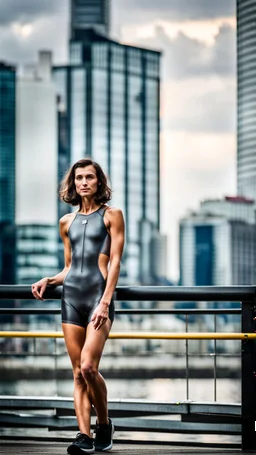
[74,165,99,199]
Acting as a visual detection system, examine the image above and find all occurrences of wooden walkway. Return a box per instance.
[0,439,242,455]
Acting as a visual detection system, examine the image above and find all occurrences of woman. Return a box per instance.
[31,158,125,454]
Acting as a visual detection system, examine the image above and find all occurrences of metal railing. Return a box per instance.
[0,284,256,450]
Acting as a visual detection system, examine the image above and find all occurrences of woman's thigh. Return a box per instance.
[62,323,86,368]
[81,320,112,368]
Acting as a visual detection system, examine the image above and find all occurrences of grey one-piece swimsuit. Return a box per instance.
[61,205,115,328]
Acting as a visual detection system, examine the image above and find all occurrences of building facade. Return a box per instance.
[200,196,256,223]
[0,62,16,284]
[16,51,58,226]
[16,224,59,285]
[0,63,16,223]
[53,32,161,282]
[15,51,59,284]
[179,197,256,286]
[70,0,110,39]
[237,0,256,200]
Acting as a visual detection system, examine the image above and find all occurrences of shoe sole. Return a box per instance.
[95,423,115,452]
[67,444,95,454]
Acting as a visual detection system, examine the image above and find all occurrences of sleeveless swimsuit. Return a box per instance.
[61,206,115,328]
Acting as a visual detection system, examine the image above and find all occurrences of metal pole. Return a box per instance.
[185,315,189,400]
[213,314,217,402]
[1,331,256,339]
[241,299,256,451]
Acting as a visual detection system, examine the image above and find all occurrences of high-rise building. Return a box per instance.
[70,0,110,39]
[16,224,59,285]
[139,218,168,284]
[16,51,58,226]
[0,62,16,284]
[0,63,16,223]
[179,197,256,286]
[237,0,256,200]
[15,51,59,284]
[53,31,161,282]
[200,196,256,224]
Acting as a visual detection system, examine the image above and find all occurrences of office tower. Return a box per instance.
[53,32,161,282]
[200,195,256,223]
[179,197,256,286]
[16,51,59,284]
[139,218,168,284]
[237,0,256,200]
[16,224,58,284]
[0,62,16,284]
[70,0,110,39]
[16,51,58,226]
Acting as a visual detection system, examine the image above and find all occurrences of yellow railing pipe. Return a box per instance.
[1,331,256,340]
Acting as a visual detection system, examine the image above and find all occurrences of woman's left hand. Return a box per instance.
[91,301,109,330]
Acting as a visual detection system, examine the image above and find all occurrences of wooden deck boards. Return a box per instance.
[0,439,241,455]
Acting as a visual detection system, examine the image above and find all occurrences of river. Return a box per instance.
[0,377,240,402]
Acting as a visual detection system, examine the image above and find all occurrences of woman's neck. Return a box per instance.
[79,199,101,214]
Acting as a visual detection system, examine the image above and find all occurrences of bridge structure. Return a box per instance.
[0,285,256,452]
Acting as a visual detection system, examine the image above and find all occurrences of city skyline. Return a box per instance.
[0,0,236,280]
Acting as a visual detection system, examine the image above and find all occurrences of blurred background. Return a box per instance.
[0,1,254,443]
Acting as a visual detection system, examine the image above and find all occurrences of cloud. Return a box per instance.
[0,9,68,65]
[0,0,65,26]
[161,131,236,187]
[112,0,236,33]
[135,24,236,136]
[161,76,236,134]
[211,25,236,75]
[129,24,236,79]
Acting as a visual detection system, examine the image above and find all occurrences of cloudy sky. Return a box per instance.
[0,0,236,280]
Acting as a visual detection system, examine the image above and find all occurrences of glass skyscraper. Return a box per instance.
[53,31,161,282]
[16,225,59,284]
[70,0,110,39]
[0,63,16,283]
[237,0,256,200]
[0,63,16,223]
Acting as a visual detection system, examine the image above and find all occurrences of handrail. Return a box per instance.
[0,284,255,301]
[0,331,255,340]
[0,284,256,450]
[0,308,241,315]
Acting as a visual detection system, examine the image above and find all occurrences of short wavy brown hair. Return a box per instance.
[59,158,112,207]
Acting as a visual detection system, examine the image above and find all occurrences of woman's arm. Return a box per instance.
[31,215,72,301]
[91,207,125,329]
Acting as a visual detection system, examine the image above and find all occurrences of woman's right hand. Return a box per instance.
[31,277,49,301]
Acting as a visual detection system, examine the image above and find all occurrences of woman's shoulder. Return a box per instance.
[103,206,124,227]
[59,212,76,227]
[104,205,123,216]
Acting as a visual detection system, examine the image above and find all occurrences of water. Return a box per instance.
[0,377,241,403]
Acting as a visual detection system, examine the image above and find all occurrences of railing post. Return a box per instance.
[241,299,256,451]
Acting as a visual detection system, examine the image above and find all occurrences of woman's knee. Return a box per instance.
[73,365,85,386]
[81,361,98,383]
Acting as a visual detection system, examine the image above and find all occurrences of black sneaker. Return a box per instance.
[94,418,114,452]
[67,432,95,454]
